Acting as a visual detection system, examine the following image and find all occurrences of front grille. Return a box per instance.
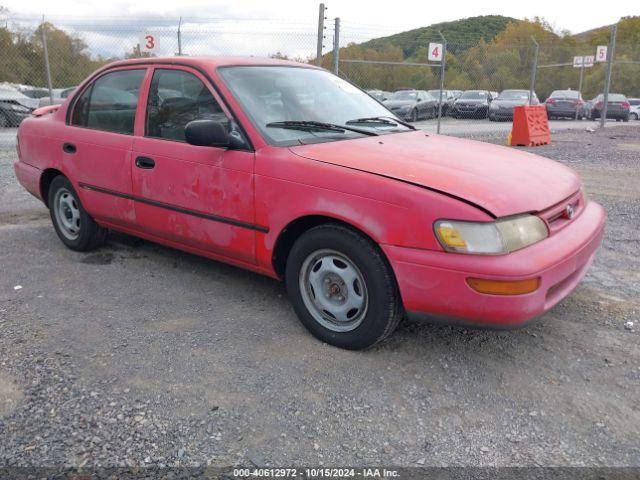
[537,190,585,234]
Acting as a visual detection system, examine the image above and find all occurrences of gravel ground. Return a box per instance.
[0,125,639,473]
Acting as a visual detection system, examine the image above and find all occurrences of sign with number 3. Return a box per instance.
[428,42,443,62]
[139,33,157,52]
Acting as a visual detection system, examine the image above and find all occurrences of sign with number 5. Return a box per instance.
[139,33,157,52]
[428,42,443,62]
[595,45,607,63]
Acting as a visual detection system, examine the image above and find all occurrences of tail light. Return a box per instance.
[621,102,630,109]
[595,101,604,109]
[546,99,555,104]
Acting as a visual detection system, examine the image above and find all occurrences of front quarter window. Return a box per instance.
[218,66,408,146]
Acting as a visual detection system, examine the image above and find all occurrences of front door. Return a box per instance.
[131,66,256,263]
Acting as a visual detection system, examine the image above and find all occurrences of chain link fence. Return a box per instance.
[1,9,638,131]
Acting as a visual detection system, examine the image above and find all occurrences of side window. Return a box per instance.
[146,69,226,142]
[71,69,145,134]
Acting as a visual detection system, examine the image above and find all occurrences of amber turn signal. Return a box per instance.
[466,277,540,296]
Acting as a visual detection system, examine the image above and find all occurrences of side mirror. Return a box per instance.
[185,119,229,147]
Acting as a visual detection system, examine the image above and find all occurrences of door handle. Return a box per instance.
[63,142,76,154]
[135,156,155,169]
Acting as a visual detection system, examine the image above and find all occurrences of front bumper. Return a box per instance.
[383,201,605,327]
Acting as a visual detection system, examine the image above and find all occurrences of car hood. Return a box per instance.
[455,99,488,105]
[289,131,580,217]
[383,100,415,109]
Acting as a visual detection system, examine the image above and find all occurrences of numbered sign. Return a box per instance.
[596,45,608,62]
[139,33,158,52]
[428,42,443,62]
[573,56,583,68]
[583,55,594,68]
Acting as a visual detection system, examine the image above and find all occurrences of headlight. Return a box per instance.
[434,214,548,255]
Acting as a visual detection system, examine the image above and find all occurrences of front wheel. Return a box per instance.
[285,224,403,350]
[48,176,108,251]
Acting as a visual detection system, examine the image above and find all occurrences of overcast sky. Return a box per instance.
[1,0,637,59]
[2,0,637,34]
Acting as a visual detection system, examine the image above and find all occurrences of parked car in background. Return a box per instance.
[0,87,35,127]
[628,98,639,120]
[489,89,539,121]
[545,90,584,119]
[589,94,630,122]
[20,87,50,100]
[39,87,77,107]
[427,89,455,116]
[450,90,494,119]
[383,89,437,121]
[14,56,605,349]
[366,89,390,103]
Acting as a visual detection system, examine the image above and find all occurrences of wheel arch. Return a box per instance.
[40,168,66,207]
[271,214,387,280]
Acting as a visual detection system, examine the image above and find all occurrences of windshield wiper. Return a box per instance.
[346,116,416,130]
[266,120,378,136]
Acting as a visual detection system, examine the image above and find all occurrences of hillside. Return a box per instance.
[357,15,520,57]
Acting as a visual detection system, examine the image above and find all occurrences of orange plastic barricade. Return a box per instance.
[510,105,550,147]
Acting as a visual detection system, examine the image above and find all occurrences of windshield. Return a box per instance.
[460,91,488,99]
[550,90,579,99]
[498,91,530,100]
[389,90,418,101]
[219,66,407,146]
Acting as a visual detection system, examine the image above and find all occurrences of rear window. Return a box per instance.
[598,94,627,102]
[629,99,640,106]
[550,90,579,99]
[71,69,145,135]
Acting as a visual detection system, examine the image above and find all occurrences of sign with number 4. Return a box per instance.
[428,42,443,62]
[139,33,157,52]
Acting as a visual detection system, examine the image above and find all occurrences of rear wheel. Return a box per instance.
[631,113,638,120]
[285,224,403,350]
[48,176,107,251]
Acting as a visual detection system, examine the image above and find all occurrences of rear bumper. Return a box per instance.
[383,201,605,327]
[546,106,579,116]
[14,160,43,201]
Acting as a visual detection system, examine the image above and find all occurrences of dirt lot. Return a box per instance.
[0,125,639,471]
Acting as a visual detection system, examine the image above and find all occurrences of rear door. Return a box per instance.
[130,66,257,263]
[65,67,147,227]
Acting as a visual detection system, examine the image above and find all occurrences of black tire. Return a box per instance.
[48,175,107,251]
[631,113,638,120]
[622,116,629,122]
[0,112,8,128]
[285,224,403,350]
[489,115,496,121]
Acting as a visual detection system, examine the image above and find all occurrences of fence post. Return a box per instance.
[177,16,182,56]
[436,31,447,134]
[332,17,340,75]
[529,37,539,105]
[600,23,617,129]
[576,62,584,120]
[316,3,326,67]
[41,16,54,105]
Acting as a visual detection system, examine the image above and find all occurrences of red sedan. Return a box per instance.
[14,57,605,349]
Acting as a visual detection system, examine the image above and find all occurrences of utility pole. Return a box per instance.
[316,3,326,67]
[332,17,340,75]
[600,24,617,128]
[177,16,182,56]
[41,15,53,105]
[436,31,447,134]
[529,36,539,105]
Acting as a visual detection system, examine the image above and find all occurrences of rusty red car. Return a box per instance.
[14,57,605,349]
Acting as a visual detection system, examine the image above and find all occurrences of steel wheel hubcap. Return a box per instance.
[299,249,368,332]
[54,188,81,240]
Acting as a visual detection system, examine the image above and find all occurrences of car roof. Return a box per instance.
[102,56,317,71]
